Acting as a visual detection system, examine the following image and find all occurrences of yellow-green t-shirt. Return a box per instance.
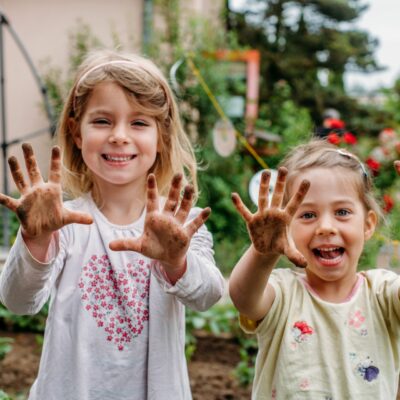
[241,268,400,399]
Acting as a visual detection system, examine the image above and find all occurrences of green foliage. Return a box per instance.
[0,390,12,400]
[0,337,13,360]
[0,303,48,333]
[0,209,20,247]
[227,0,381,130]
[234,336,257,387]
[185,302,240,360]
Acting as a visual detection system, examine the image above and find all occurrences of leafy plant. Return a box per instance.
[0,337,13,360]
[0,303,48,333]
[0,390,12,400]
[234,336,257,387]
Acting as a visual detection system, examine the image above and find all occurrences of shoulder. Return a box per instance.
[361,268,400,285]
[360,268,400,293]
[270,268,302,286]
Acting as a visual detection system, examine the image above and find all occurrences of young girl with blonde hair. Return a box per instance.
[229,139,400,398]
[0,49,224,400]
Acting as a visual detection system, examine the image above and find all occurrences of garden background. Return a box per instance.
[2,0,400,398]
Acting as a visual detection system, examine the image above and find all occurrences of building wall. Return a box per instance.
[0,0,143,193]
[0,0,223,194]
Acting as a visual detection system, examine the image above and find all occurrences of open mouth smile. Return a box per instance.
[102,154,136,162]
[312,246,345,266]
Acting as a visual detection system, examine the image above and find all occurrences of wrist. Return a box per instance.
[162,258,187,285]
[250,245,280,267]
[21,230,56,263]
[21,229,54,245]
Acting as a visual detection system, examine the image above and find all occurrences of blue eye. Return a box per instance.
[300,212,316,220]
[336,209,351,217]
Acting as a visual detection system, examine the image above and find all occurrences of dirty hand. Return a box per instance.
[109,173,210,270]
[0,143,93,239]
[232,167,309,268]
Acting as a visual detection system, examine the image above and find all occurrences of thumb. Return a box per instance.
[63,210,93,226]
[284,244,307,268]
[109,237,141,252]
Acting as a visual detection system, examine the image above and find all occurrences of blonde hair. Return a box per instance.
[280,139,382,221]
[57,49,197,200]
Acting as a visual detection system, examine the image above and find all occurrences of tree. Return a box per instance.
[227,0,381,122]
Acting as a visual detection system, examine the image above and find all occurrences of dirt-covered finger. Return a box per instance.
[285,244,307,268]
[146,174,160,213]
[163,173,182,215]
[270,167,287,208]
[185,207,211,237]
[231,193,252,223]
[0,193,18,212]
[48,146,62,184]
[22,143,43,185]
[175,185,194,224]
[258,170,271,212]
[109,238,140,252]
[285,179,310,217]
[8,156,28,194]
[63,210,93,226]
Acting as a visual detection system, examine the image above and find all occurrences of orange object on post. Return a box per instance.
[206,50,260,136]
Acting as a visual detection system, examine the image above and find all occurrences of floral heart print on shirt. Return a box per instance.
[79,254,150,351]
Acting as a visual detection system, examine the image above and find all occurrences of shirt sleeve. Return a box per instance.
[151,207,225,311]
[366,269,400,330]
[239,269,289,336]
[0,228,65,315]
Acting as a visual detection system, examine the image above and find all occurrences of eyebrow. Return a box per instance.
[298,199,357,208]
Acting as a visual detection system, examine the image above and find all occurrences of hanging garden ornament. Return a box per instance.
[249,169,278,206]
[212,119,237,157]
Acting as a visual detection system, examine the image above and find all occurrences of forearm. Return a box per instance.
[229,245,279,321]
[0,231,56,314]
[155,249,225,311]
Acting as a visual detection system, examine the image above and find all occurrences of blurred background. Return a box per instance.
[1,1,400,398]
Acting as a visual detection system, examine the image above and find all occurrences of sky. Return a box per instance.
[230,0,400,91]
[345,0,400,91]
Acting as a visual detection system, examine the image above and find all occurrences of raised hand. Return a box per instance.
[109,173,210,272]
[232,167,310,268]
[0,143,93,240]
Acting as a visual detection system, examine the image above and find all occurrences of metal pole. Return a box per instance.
[0,12,9,247]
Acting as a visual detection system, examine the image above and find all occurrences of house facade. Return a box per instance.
[0,0,222,194]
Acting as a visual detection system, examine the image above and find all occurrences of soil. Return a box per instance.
[0,330,252,400]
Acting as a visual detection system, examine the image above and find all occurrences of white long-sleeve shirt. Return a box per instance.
[0,196,225,400]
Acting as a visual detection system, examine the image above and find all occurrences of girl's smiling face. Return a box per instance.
[289,167,377,290]
[72,81,159,195]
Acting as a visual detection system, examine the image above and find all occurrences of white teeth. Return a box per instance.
[316,247,340,251]
[104,155,132,162]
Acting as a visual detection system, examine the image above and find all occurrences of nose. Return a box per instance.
[315,215,338,236]
[108,124,131,144]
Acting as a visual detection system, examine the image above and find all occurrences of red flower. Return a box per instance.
[343,132,357,145]
[325,118,345,129]
[293,321,313,335]
[365,157,380,176]
[383,194,394,213]
[327,132,341,145]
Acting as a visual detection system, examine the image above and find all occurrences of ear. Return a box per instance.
[68,118,82,149]
[364,210,377,241]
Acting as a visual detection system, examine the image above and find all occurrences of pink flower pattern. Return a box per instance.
[79,254,150,351]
